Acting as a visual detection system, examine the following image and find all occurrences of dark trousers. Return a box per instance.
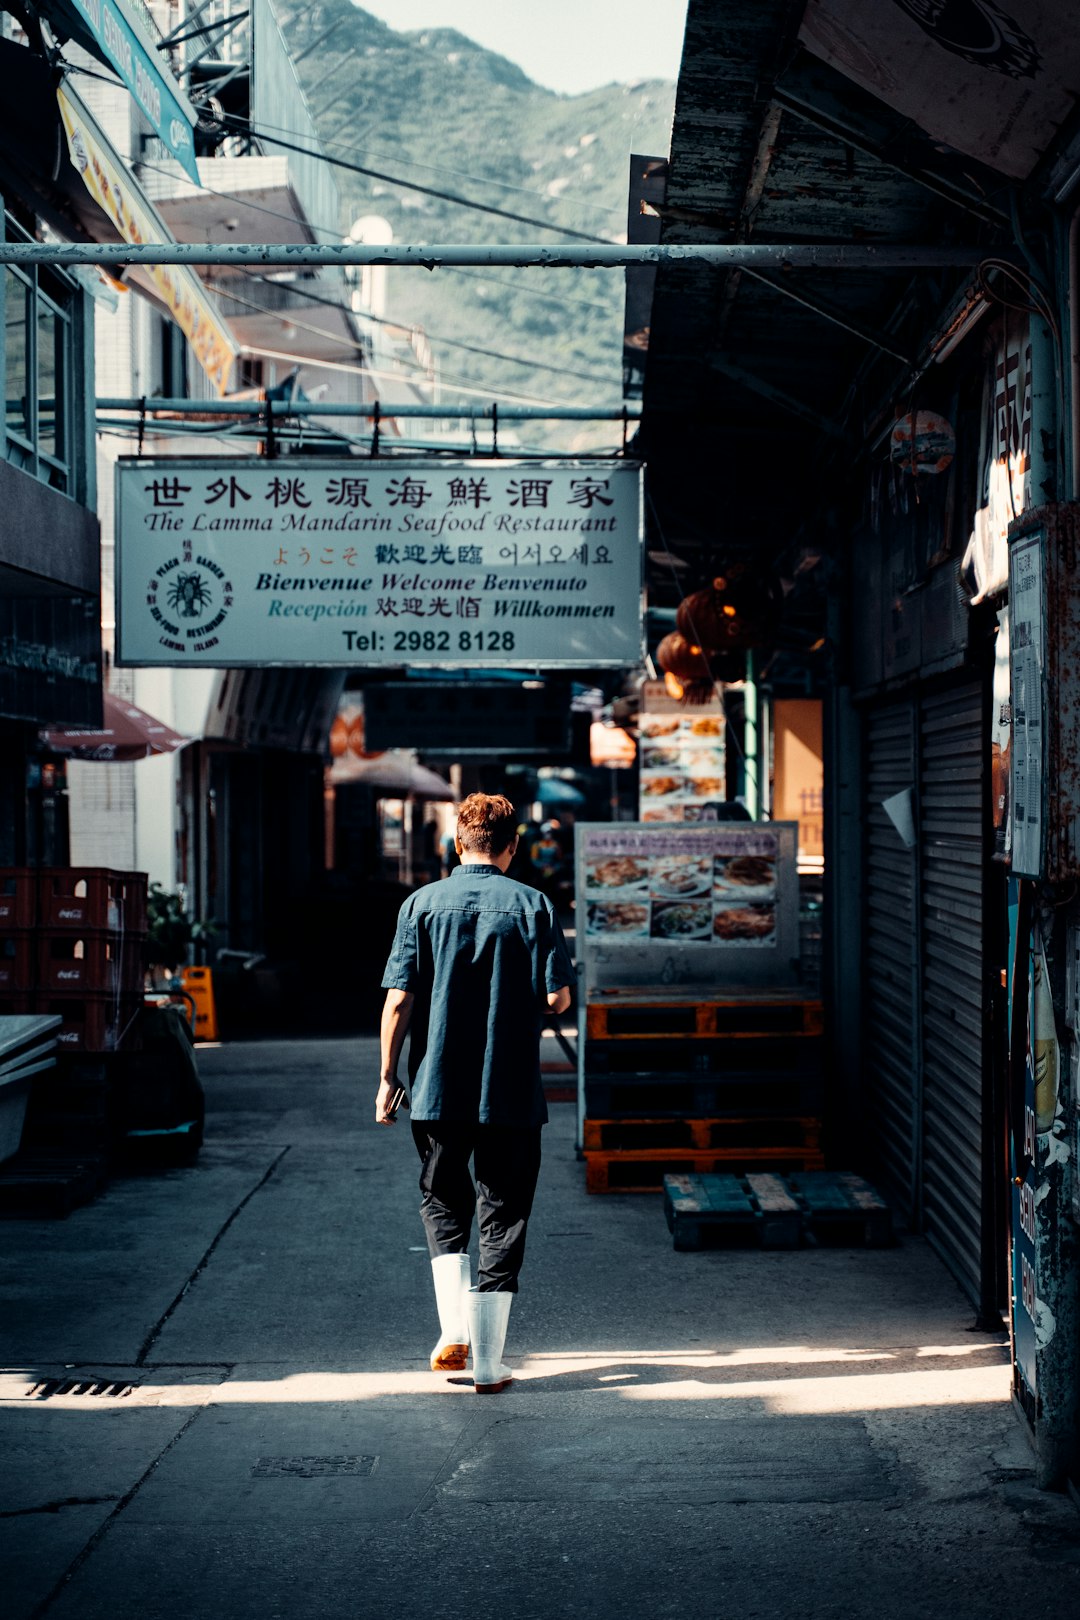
[412,1122,542,1293]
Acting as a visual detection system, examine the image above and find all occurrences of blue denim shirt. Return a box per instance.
[381,864,574,1127]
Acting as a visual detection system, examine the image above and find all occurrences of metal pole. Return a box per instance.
[744,651,760,819]
[96,397,641,421]
[1,242,990,269]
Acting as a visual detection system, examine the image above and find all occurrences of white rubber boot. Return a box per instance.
[430,1253,471,1371]
[467,1287,513,1393]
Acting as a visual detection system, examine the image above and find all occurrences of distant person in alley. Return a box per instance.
[376,792,574,1392]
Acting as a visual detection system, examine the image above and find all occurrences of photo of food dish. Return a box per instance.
[641,807,683,823]
[713,903,776,945]
[585,856,649,894]
[689,716,724,737]
[687,776,724,798]
[651,900,713,940]
[714,854,776,897]
[650,855,712,899]
[586,901,650,938]
[640,718,680,738]
[640,746,682,770]
[641,774,685,798]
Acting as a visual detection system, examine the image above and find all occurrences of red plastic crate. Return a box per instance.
[35,991,143,1053]
[38,931,144,995]
[0,870,38,928]
[0,932,36,992]
[38,870,148,935]
[0,989,34,1016]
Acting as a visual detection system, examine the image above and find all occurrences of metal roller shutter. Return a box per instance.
[919,681,986,1304]
[864,700,918,1222]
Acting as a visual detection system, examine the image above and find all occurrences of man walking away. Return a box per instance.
[377,793,574,1392]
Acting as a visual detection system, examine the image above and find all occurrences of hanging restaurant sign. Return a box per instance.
[57,85,237,396]
[60,0,201,183]
[115,458,644,669]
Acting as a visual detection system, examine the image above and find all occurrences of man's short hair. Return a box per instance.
[457,792,518,855]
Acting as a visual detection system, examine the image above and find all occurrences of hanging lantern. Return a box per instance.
[675,587,730,649]
[656,631,716,705]
[889,409,955,475]
[675,572,778,651]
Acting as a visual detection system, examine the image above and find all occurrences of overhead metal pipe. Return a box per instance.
[96,397,640,421]
[5,242,988,269]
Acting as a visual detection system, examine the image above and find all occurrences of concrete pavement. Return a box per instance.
[2,1036,1078,1619]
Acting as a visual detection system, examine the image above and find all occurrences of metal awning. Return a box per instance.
[636,0,1068,608]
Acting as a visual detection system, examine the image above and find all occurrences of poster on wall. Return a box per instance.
[1009,529,1044,877]
[116,459,643,668]
[637,679,726,821]
[575,821,800,991]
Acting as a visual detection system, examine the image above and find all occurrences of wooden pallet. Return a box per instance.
[664,1172,803,1250]
[0,1154,106,1218]
[789,1171,893,1247]
[583,1072,825,1118]
[586,996,823,1042]
[585,1145,826,1194]
[583,1116,822,1153]
[660,1170,893,1247]
[585,1036,824,1077]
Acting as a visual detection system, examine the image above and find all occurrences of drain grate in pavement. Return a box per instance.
[252,1455,378,1479]
[27,1378,140,1400]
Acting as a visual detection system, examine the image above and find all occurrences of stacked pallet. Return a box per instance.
[0,868,147,1052]
[581,989,826,1193]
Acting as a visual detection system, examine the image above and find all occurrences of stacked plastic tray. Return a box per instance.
[0,869,147,1052]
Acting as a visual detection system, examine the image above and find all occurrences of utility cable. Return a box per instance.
[206,271,619,387]
[219,112,613,243]
[217,106,625,220]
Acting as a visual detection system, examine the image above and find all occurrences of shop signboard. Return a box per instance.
[57,85,237,396]
[638,678,726,821]
[575,820,800,993]
[115,459,643,669]
[363,682,570,754]
[63,0,201,183]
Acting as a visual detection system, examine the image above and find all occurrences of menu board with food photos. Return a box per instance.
[638,709,727,822]
[575,821,800,990]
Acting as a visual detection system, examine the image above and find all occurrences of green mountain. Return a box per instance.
[277,0,675,450]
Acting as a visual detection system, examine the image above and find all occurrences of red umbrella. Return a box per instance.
[40,694,190,762]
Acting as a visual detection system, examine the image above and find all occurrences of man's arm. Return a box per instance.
[377,988,415,1125]
[546,986,572,1016]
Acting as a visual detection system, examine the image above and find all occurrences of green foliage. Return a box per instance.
[280,1,675,451]
[146,883,217,970]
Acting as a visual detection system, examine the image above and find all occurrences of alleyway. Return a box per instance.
[2,1039,1078,1620]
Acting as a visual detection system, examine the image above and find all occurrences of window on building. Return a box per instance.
[3,225,78,497]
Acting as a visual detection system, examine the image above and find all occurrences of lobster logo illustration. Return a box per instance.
[165,571,213,619]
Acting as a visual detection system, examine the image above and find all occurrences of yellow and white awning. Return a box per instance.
[56,81,238,397]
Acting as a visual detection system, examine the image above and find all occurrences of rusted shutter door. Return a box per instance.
[863,699,919,1222]
[919,680,986,1305]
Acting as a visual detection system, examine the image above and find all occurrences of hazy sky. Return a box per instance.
[355,1,689,96]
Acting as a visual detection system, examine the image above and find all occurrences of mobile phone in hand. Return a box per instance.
[386,1083,409,1117]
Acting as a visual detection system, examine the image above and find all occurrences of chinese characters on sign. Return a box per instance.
[116,460,643,667]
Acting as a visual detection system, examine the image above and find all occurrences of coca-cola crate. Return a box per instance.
[38,931,144,995]
[0,870,38,929]
[38,869,148,935]
[0,932,36,992]
[35,992,143,1054]
[0,989,34,1017]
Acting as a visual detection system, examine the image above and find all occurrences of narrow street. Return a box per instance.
[2,1038,1078,1620]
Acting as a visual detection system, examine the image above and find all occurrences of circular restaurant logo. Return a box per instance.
[146,553,233,655]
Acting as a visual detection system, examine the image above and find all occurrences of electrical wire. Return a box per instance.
[643,478,762,798]
[219,113,614,244]
[205,271,619,388]
[213,106,624,220]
